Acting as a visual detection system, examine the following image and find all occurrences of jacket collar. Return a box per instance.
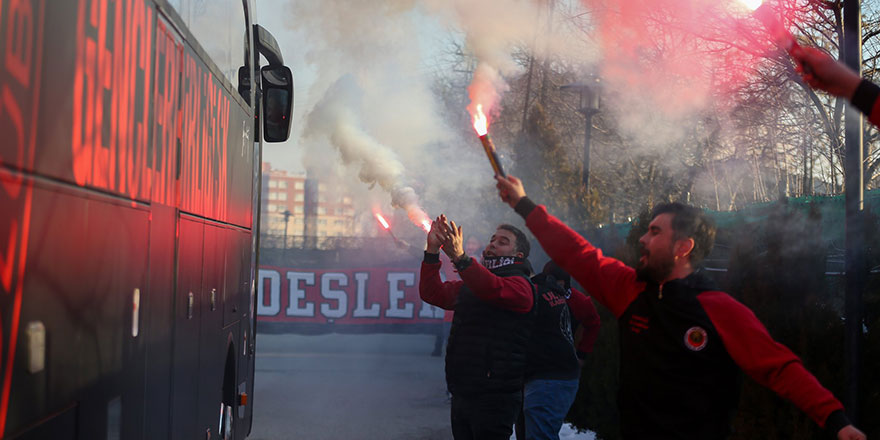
[644,268,718,295]
[483,256,533,277]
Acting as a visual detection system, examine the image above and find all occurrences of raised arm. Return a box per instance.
[454,257,533,314]
[435,214,533,314]
[418,217,463,310]
[792,46,880,128]
[419,252,462,310]
[495,175,643,317]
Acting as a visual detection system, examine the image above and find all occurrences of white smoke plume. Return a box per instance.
[280,0,765,233]
[421,0,586,117]
[280,0,595,224]
[304,76,431,229]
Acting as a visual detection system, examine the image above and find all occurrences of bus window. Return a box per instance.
[168,0,248,89]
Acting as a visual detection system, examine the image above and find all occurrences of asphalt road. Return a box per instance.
[249,333,451,440]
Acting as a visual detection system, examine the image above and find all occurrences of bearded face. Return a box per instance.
[636,213,678,284]
[636,241,676,283]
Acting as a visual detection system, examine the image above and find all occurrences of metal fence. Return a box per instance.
[259,232,428,252]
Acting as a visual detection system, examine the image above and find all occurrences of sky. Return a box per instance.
[256,0,452,175]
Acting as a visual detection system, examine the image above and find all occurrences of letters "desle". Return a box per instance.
[256,269,444,321]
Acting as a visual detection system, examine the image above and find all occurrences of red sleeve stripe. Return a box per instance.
[697,291,844,428]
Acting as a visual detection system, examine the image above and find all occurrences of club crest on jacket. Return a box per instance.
[684,326,708,351]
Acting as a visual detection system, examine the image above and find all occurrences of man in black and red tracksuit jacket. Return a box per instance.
[420,214,537,440]
[494,175,866,440]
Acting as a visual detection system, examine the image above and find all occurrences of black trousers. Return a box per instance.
[451,391,522,440]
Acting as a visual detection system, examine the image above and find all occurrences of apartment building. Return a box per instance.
[261,163,356,243]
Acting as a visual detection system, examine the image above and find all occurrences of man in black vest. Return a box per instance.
[516,262,600,440]
[420,214,536,440]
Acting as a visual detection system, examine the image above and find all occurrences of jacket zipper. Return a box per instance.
[658,283,664,300]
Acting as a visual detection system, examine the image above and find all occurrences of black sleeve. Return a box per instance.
[423,251,440,264]
[514,197,538,219]
[852,78,880,117]
[453,255,472,272]
[823,409,850,436]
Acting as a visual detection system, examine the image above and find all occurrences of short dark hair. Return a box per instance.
[651,202,716,265]
[542,261,571,290]
[497,224,530,258]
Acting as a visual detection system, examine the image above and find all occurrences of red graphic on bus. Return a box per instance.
[0,0,45,436]
[72,0,154,200]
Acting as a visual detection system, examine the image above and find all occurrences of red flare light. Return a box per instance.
[421,220,431,233]
[738,0,762,11]
[744,0,803,61]
[737,1,814,81]
[472,104,489,136]
[468,103,506,178]
[374,213,390,230]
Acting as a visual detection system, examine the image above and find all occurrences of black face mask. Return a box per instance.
[481,255,523,270]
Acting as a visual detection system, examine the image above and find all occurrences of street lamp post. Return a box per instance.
[843,0,864,422]
[561,82,600,191]
[281,209,292,256]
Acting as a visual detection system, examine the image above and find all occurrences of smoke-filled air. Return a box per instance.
[277,0,605,237]
[253,0,880,438]
[10,1,880,440]
[268,0,823,233]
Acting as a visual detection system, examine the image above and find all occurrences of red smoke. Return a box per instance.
[584,0,785,114]
[467,63,502,132]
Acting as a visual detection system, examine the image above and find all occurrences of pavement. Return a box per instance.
[249,332,451,440]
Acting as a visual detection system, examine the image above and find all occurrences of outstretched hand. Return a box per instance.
[439,217,465,262]
[837,425,866,440]
[791,46,862,99]
[495,175,527,209]
[426,215,446,254]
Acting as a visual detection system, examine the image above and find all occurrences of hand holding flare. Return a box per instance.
[472,105,506,178]
[790,46,862,100]
[739,0,812,74]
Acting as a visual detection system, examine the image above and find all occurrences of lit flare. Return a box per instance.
[374,213,390,230]
[738,0,812,78]
[746,0,801,54]
[469,104,506,177]
[472,104,489,136]
[737,0,762,12]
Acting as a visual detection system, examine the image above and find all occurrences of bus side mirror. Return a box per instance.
[261,65,293,143]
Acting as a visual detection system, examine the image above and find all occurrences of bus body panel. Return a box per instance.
[143,203,177,440]
[0,0,271,437]
[7,177,150,438]
[170,215,203,439]
[1,0,253,228]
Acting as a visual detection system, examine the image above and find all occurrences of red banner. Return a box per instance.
[256,266,448,326]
